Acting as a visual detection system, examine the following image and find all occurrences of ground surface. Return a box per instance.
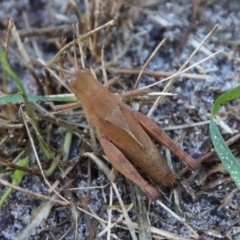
[0,0,240,239]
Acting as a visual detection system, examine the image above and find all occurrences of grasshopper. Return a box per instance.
[69,68,200,200]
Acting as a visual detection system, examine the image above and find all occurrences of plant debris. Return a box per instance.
[0,0,240,239]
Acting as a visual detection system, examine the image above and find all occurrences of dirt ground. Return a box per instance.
[0,0,240,239]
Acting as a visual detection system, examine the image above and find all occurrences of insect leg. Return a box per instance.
[100,137,160,200]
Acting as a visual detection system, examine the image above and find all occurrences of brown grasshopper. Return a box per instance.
[69,68,200,200]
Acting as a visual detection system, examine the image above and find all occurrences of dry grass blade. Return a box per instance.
[107,185,113,240]
[96,204,134,238]
[163,120,209,131]
[147,51,221,117]
[198,132,240,164]
[2,17,14,119]
[147,24,219,117]
[47,19,115,66]
[101,46,109,84]
[0,158,41,176]
[138,50,221,91]
[83,152,114,181]
[0,120,23,129]
[112,183,138,240]
[38,58,71,91]
[111,68,212,80]
[131,184,152,240]
[0,177,69,206]
[84,154,137,239]
[21,108,68,203]
[10,17,41,89]
[156,200,199,239]
[17,201,53,240]
[2,17,14,92]
[133,38,166,89]
[11,19,30,64]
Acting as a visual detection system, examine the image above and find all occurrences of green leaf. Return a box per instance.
[210,85,240,188]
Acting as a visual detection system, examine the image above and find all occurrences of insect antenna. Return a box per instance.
[74,23,85,69]
[72,24,78,70]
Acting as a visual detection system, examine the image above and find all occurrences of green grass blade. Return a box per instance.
[0,51,27,95]
[0,156,29,208]
[12,156,29,185]
[0,51,53,160]
[0,188,13,208]
[211,85,240,114]
[0,94,77,104]
[18,201,53,240]
[210,85,240,188]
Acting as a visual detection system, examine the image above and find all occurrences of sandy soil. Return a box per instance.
[0,0,240,239]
